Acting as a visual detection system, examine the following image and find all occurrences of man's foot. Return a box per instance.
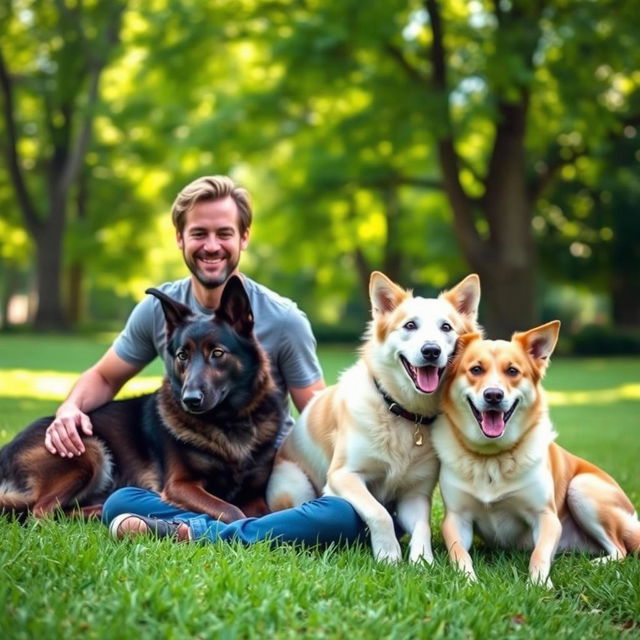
[109,513,192,541]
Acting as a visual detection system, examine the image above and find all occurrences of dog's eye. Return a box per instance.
[176,350,188,361]
[470,365,483,375]
[211,348,225,358]
[506,366,519,377]
[441,322,452,332]
[403,321,417,331]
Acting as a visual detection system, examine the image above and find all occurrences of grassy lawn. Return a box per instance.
[0,334,639,639]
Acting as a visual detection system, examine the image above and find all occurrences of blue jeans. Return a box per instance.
[102,487,368,547]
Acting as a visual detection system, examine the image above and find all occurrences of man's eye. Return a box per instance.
[211,348,224,358]
[404,321,417,331]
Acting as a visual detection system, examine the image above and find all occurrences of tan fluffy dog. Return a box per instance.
[432,321,640,585]
[266,271,481,562]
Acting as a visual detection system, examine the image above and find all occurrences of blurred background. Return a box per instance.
[1,0,639,353]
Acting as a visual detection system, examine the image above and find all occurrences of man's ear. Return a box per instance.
[216,276,254,337]
[369,271,410,318]
[146,288,193,338]
[176,231,185,250]
[240,228,250,251]
[513,321,561,373]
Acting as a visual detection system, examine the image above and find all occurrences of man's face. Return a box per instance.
[177,196,249,290]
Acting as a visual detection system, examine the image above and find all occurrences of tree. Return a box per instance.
[537,111,640,328]
[0,1,125,329]
[181,0,640,337]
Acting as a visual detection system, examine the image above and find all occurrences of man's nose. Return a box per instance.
[203,234,221,252]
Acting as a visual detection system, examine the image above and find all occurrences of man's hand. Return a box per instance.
[44,405,93,457]
[42,348,143,458]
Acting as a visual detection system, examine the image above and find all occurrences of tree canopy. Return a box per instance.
[1,0,638,337]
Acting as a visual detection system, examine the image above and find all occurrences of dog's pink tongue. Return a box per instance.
[416,366,440,393]
[481,411,505,438]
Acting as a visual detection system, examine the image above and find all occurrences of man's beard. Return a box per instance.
[184,251,240,289]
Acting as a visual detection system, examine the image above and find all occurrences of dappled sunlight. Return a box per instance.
[547,384,640,406]
[1,369,638,407]
[0,370,162,401]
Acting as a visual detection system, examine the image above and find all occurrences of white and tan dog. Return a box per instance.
[432,321,640,585]
[266,271,481,563]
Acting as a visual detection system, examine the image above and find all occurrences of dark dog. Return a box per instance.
[0,276,284,522]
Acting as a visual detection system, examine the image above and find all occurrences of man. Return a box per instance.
[46,174,366,548]
[45,175,325,457]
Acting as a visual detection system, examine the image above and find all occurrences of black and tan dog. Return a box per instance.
[0,277,283,522]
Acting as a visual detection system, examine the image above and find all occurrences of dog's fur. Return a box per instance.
[267,271,481,562]
[0,277,283,523]
[432,321,640,585]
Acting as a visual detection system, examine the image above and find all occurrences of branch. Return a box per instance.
[0,45,40,233]
[384,43,426,86]
[360,175,442,190]
[529,145,588,201]
[423,0,480,259]
[58,2,125,196]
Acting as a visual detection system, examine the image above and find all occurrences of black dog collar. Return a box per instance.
[373,378,439,445]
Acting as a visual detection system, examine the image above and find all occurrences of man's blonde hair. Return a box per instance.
[171,175,252,235]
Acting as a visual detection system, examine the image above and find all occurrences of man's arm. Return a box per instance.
[289,379,325,414]
[44,347,143,457]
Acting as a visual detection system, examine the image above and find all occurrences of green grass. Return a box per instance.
[1,334,639,639]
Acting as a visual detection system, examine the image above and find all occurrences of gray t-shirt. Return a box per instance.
[112,276,323,444]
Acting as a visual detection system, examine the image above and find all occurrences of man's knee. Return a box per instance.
[102,486,146,525]
[303,496,366,542]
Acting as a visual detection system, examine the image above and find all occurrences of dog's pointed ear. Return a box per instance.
[216,276,254,337]
[369,271,410,317]
[146,288,193,337]
[455,332,482,356]
[451,331,482,368]
[514,321,561,373]
[441,274,481,323]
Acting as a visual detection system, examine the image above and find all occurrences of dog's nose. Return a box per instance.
[483,388,504,404]
[182,390,204,411]
[421,342,441,362]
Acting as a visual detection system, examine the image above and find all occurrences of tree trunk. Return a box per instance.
[0,261,20,329]
[33,221,67,330]
[381,186,403,282]
[474,261,537,339]
[611,274,640,328]
[67,261,84,327]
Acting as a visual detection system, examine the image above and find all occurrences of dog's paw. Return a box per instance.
[529,565,553,589]
[371,537,402,564]
[460,566,478,582]
[219,505,247,523]
[374,546,403,564]
[409,545,434,565]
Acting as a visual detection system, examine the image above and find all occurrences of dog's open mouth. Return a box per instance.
[400,356,443,394]
[467,398,519,438]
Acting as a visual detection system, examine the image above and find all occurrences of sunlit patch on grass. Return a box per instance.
[547,384,640,406]
[0,370,162,401]
[1,371,638,407]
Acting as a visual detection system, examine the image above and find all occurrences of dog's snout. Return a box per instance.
[421,342,442,362]
[483,387,504,404]
[182,389,204,411]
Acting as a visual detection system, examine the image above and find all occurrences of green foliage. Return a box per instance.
[570,325,640,356]
[2,0,640,331]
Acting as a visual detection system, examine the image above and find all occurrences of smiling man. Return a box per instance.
[44,175,325,458]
